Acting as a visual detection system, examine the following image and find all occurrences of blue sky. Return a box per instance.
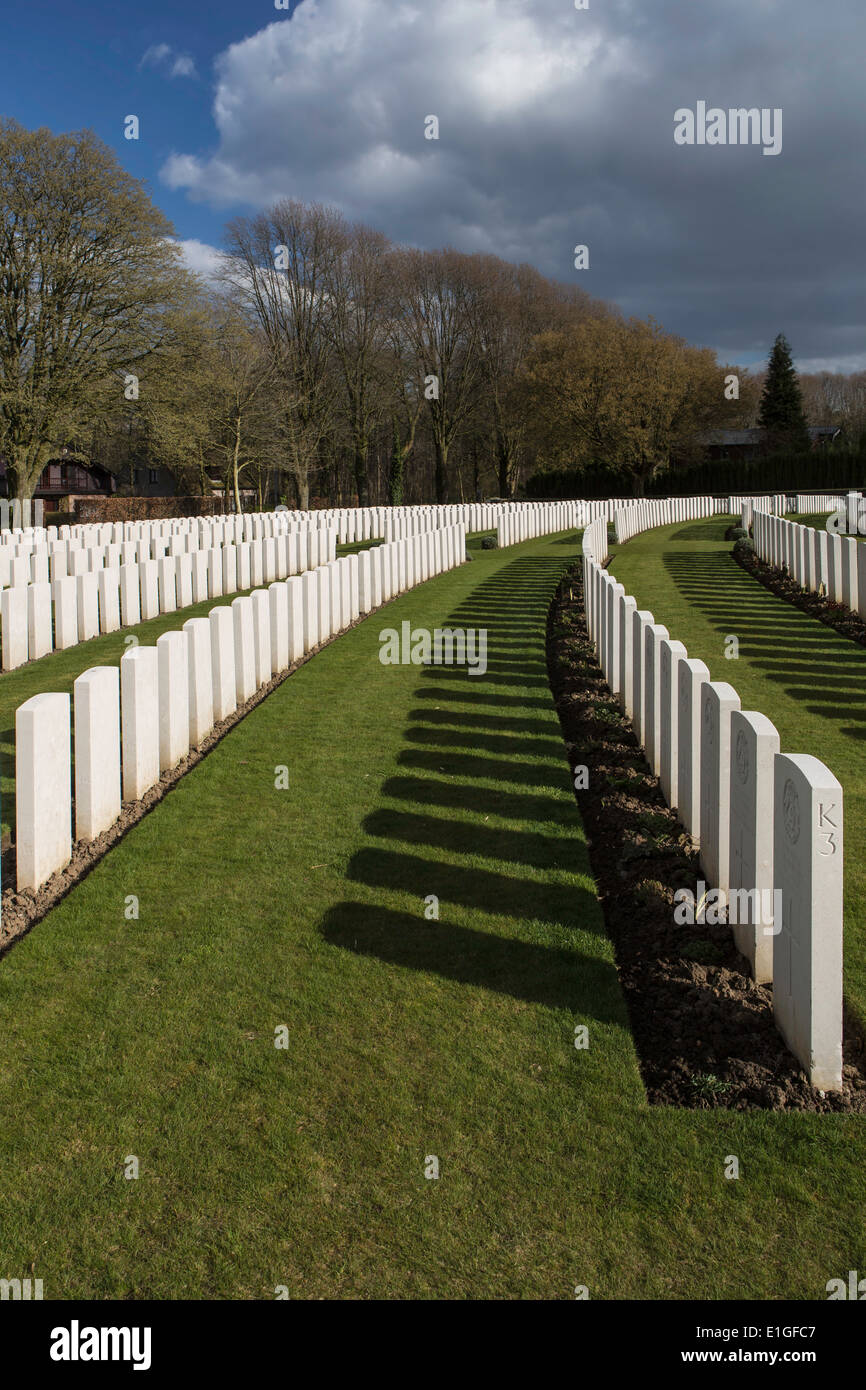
[3,0,864,373]
[1,0,284,247]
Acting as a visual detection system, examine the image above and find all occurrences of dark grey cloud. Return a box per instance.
[166,0,866,369]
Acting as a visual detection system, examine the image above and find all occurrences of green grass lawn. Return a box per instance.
[783,509,865,539]
[0,527,864,1299]
[784,510,834,531]
[335,538,383,556]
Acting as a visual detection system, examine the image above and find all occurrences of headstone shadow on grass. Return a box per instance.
[663,549,866,737]
[319,551,618,1022]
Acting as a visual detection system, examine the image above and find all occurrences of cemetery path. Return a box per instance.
[0,530,864,1298]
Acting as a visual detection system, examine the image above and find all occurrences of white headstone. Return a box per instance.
[773,753,843,1091]
[327,559,341,633]
[157,630,190,771]
[140,559,160,620]
[177,553,194,609]
[644,622,669,777]
[699,681,741,896]
[119,563,141,628]
[317,565,332,642]
[158,556,178,614]
[348,554,360,621]
[631,611,653,747]
[659,638,687,808]
[2,584,29,670]
[232,595,256,703]
[371,549,383,608]
[121,646,160,801]
[340,557,352,627]
[268,582,289,674]
[16,691,72,889]
[207,547,223,599]
[677,657,710,840]
[76,571,99,641]
[52,575,79,651]
[301,570,319,651]
[184,617,215,748]
[74,666,121,840]
[251,589,273,686]
[605,580,624,696]
[618,593,637,717]
[209,607,237,722]
[284,577,304,663]
[222,544,238,596]
[728,710,780,984]
[27,581,53,661]
[97,567,121,634]
[192,551,209,604]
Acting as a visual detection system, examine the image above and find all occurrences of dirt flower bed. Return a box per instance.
[546,562,866,1112]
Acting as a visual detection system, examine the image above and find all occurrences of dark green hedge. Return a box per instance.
[525,446,866,500]
[647,448,866,497]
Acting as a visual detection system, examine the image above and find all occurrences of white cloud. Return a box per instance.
[170,54,197,79]
[139,42,197,79]
[160,0,620,213]
[157,0,866,365]
[175,238,224,281]
[140,43,172,68]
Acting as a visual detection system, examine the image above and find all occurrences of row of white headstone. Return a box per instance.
[495,501,584,547]
[0,514,337,588]
[0,499,44,532]
[793,494,849,515]
[612,496,797,544]
[349,499,591,542]
[2,498,571,586]
[14,523,467,897]
[750,498,864,610]
[0,530,339,673]
[614,496,719,543]
[14,497,607,559]
[583,506,844,1092]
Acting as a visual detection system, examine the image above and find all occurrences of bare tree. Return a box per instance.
[390,248,485,503]
[472,258,571,497]
[222,201,339,508]
[320,216,394,505]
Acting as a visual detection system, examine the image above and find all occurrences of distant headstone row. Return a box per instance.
[0,499,45,531]
[583,501,844,1092]
[0,527,338,673]
[750,496,863,611]
[496,501,584,547]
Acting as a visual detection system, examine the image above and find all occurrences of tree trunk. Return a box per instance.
[433,436,448,504]
[496,430,510,497]
[354,450,369,507]
[233,414,243,514]
[291,469,309,509]
[6,451,36,503]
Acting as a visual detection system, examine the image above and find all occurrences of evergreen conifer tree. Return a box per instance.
[757,333,811,453]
